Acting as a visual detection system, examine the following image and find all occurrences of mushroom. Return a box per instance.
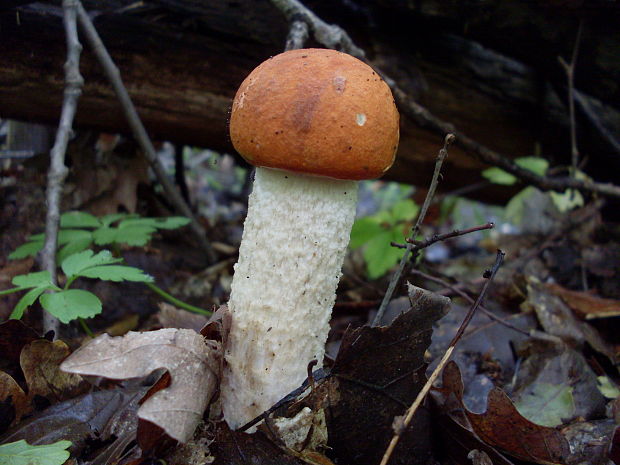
[222,48,399,429]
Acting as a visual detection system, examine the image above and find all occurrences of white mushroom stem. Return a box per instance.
[221,167,358,430]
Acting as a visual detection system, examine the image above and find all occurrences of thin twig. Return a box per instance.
[558,21,583,172]
[379,250,505,465]
[390,222,494,250]
[372,134,455,327]
[390,85,620,199]
[74,1,217,263]
[270,0,365,58]
[41,0,84,336]
[409,269,529,337]
[285,19,309,51]
[270,0,620,199]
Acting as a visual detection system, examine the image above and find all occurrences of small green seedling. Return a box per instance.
[2,250,152,323]
[10,211,190,262]
[4,212,211,327]
[0,439,71,465]
[349,198,419,279]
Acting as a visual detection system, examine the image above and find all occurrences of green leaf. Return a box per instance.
[9,240,44,260]
[60,211,101,228]
[10,286,49,320]
[57,237,94,264]
[117,225,157,246]
[40,289,102,323]
[61,250,121,278]
[597,376,620,399]
[349,217,385,249]
[514,383,575,427]
[12,271,53,289]
[549,189,584,213]
[101,213,131,227]
[504,186,538,225]
[515,156,549,176]
[57,229,93,245]
[483,157,548,186]
[119,216,191,230]
[93,225,156,246]
[363,229,403,279]
[0,439,71,465]
[482,167,518,185]
[79,265,154,283]
[390,199,419,222]
[92,226,118,245]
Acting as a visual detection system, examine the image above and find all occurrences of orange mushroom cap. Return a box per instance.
[229,49,400,180]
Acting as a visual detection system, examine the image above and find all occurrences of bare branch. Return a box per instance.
[41,0,84,335]
[390,222,494,250]
[270,0,365,58]
[409,269,529,337]
[285,19,309,51]
[372,134,454,327]
[558,20,583,171]
[391,85,620,198]
[75,1,217,263]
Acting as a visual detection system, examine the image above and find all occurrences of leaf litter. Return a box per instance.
[60,327,221,443]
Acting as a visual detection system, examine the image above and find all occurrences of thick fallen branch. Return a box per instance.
[269,0,620,199]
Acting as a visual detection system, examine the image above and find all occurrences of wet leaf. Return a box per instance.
[0,439,71,465]
[0,387,147,455]
[511,341,604,423]
[526,278,617,364]
[210,423,305,465]
[0,371,29,426]
[60,328,221,442]
[20,340,89,403]
[441,362,570,465]
[514,383,575,427]
[325,285,450,465]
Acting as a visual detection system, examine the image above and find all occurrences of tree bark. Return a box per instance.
[1,1,618,200]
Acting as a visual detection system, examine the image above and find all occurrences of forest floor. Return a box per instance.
[1,141,619,465]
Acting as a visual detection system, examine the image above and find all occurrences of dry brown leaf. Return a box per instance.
[21,339,89,402]
[441,362,570,465]
[153,302,210,332]
[0,370,30,422]
[60,328,220,442]
[546,282,620,319]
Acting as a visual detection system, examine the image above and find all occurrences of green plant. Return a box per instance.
[1,250,153,325]
[482,156,585,222]
[3,212,211,329]
[349,198,419,279]
[10,211,191,262]
[0,439,72,465]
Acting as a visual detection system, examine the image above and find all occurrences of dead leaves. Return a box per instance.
[438,361,570,465]
[0,322,90,426]
[60,328,221,443]
[319,285,451,465]
[546,282,620,320]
